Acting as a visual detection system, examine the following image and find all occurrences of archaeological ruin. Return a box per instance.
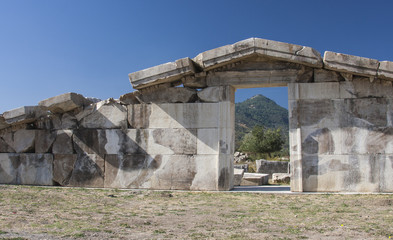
[0,38,392,192]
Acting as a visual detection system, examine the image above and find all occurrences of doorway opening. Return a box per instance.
[233,86,290,189]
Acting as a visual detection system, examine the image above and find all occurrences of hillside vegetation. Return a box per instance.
[235,94,289,152]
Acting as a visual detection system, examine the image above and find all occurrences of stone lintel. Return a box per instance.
[194,38,323,71]
[3,106,47,125]
[129,57,197,90]
[39,92,92,113]
[323,51,380,79]
[378,61,393,80]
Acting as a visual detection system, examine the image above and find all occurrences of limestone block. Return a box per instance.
[289,128,301,156]
[218,154,234,190]
[0,153,19,184]
[73,129,128,156]
[104,154,160,189]
[129,57,197,89]
[124,129,148,154]
[18,154,53,186]
[197,86,235,103]
[0,115,10,130]
[194,38,322,71]
[234,168,244,186]
[137,87,197,104]
[0,136,14,153]
[35,130,56,153]
[148,128,197,155]
[380,155,393,192]
[301,127,339,155]
[290,154,303,192]
[58,113,78,129]
[343,98,388,127]
[314,69,344,82]
[77,99,127,129]
[2,130,36,153]
[119,92,141,105]
[127,104,151,129]
[323,51,379,77]
[339,77,393,99]
[3,106,47,125]
[52,130,74,154]
[181,75,207,88]
[190,155,219,191]
[378,61,393,81]
[148,103,219,129]
[256,159,289,178]
[67,154,104,187]
[298,82,340,100]
[272,173,291,184]
[149,155,198,190]
[53,154,78,185]
[241,173,269,186]
[197,128,219,154]
[38,92,92,113]
[389,99,393,127]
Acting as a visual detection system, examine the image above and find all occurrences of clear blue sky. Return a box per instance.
[1,0,392,112]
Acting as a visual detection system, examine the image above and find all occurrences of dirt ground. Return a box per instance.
[0,185,392,240]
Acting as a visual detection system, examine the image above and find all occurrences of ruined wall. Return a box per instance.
[0,88,235,191]
[289,76,393,192]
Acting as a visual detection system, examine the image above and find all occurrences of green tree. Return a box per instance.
[239,125,284,158]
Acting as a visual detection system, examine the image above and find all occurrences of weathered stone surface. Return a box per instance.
[241,173,269,186]
[181,74,207,88]
[343,98,388,127]
[19,154,53,185]
[38,92,91,113]
[0,153,19,183]
[104,154,160,189]
[339,76,393,99]
[272,173,291,184]
[378,61,393,80]
[289,82,340,100]
[3,106,47,125]
[197,86,229,102]
[194,38,322,71]
[218,154,234,190]
[323,51,379,77]
[127,104,151,129]
[314,69,344,82]
[2,130,36,153]
[53,154,77,185]
[234,168,244,186]
[148,128,197,155]
[0,115,10,130]
[0,136,14,153]
[129,57,197,89]
[52,130,74,154]
[35,130,56,153]
[380,155,393,192]
[137,87,197,104]
[68,154,104,187]
[256,159,289,179]
[77,99,127,129]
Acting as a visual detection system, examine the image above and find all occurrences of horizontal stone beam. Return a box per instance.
[38,92,92,113]
[379,61,393,80]
[129,57,197,90]
[194,38,323,70]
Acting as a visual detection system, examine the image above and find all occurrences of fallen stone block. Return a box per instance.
[234,168,244,186]
[39,92,92,114]
[241,173,269,186]
[35,130,56,153]
[0,115,10,130]
[19,154,53,185]
[323,51,379,78]
[52,130,74,154]
[76,99,127,129]
[256,159,289,179]
[0,153,19,184]
[272,173,291,184]
[119,91,141,105]
[129,57,197,89]
[0,136,14,153]
[3,106,47,125]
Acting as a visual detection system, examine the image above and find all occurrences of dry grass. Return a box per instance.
[0,185,392,239]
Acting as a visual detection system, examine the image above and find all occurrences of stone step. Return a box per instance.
[241,173,269,186]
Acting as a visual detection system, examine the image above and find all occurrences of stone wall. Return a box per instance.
[0,89,235,191]
[289,77,393,192]
[256,159,289,179]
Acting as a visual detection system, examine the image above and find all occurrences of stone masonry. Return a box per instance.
[0,38,392,192]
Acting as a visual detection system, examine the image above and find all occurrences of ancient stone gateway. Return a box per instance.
[0,38,392,192]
